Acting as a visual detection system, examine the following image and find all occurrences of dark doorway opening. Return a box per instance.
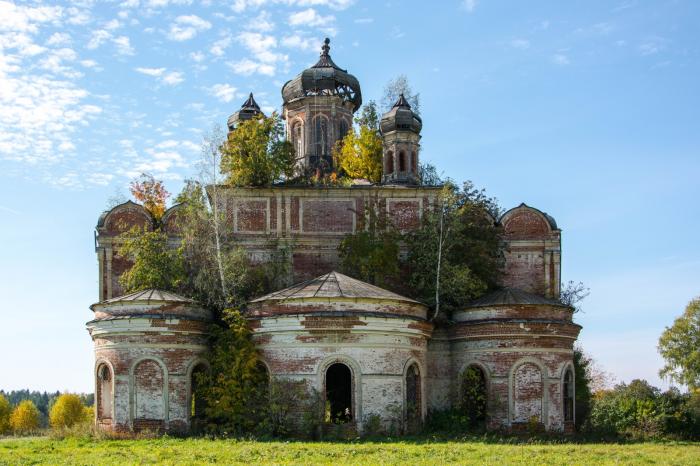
[325,363,352,423]
[461,365,487,424]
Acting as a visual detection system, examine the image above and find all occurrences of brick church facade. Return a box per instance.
[87,39,581,434]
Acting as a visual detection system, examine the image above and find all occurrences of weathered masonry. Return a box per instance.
[89,38,581,434]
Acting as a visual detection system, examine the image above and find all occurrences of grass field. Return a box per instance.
[1,437,699,465]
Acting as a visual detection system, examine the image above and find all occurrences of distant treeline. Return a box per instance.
[0,390,93,428]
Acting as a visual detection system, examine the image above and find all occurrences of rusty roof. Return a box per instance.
[466,287,569,308]
[98,289,193,305]
[250,271,420,303]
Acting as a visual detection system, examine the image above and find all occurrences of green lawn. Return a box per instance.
[0,437,698,465]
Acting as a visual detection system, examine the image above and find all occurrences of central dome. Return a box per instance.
[281,38,362,112]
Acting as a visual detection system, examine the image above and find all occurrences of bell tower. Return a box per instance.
[380,94,422,185]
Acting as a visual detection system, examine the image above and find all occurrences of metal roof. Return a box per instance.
[380,93,422,135]
[99,289,193,305]
[250,271,420,303]
[281,38,362,112]
[466,287,569,308]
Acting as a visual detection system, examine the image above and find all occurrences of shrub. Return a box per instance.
[10,400,40,434]
[0,394,10,434]
[49,394,89,429]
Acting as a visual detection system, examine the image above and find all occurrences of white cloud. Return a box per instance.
[190,51,206,62]
[232,31,287,76]
[210,34,233,57]
[552,53,570,65]
[289,8,334,27]
[136,67,166,77]
[46,32,71,46]
[135,67,184,85]
[162,71,184,85]
[167,15,212,41]
[0,1,63,33]
[247,11,275,32]
[87,30,111,49]
[462,0,477,12]
[113,35,134,55]
[80,59,98,68]
[281,33,316,51]
[209,83,237,102]
[510,38,530,50]
[229,58,275,76]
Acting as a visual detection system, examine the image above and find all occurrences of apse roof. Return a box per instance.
[98,289,193,305]
[466,287,569,308]
[250,271,420,304]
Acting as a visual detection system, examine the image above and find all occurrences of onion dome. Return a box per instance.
[380,93,422,134]
[281,38,362,112]
[227,92,264,131]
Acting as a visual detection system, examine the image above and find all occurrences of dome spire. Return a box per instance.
[393,93,411,109]
[312,37,343,70]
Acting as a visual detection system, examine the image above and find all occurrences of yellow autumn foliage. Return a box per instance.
[10,400,40,434]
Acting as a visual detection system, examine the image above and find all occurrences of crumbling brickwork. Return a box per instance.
[87,291,212,433]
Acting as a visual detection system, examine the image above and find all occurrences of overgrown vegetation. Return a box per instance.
[333,101,383,183]
[220,113,295,187]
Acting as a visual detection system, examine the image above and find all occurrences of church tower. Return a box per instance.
[380,94,422,185]
[281,38,362,173]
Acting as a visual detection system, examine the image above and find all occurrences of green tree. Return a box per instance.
[10,400,40,434]
[195,309,269,434]
[0,394,10,434]
[573,347,593,429]
[221,113,295,187]
[658,297,700,390]
[338,199,400,288]
[49,394,88,429]
[118,226,185,293]
[404,181,502,317]
[334,101,383,183]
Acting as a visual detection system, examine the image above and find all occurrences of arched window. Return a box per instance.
[399,151,406,172]
[96,364,113,421]
[338,119,349,141]
[313,116,329,158]
[411,151,417,174]
[563,368,574,422]
[386,151,394,174]
[325,363,352,423]
[292,121,303,158]
[461,365,487,423]
[405,363,421,431]
[190,364,208,424]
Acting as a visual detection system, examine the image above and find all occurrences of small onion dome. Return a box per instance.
[281,38,362,112]
[227,92,264,131]
[380,93,422,135]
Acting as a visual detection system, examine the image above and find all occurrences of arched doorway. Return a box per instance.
[325,363,352,423]
[461,365,487,424]
[405,363,421,432]
[190,363,208,428]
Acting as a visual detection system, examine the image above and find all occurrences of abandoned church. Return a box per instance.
[87,39,581,435]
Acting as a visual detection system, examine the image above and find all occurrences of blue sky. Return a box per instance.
[0,0,698,393]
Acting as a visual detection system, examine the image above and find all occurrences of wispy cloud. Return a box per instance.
[135,67,184,85]
[167,15,211,41]
[209,83,237,103]
[510,38,530,50]
[552,53,570,65]
[462,0,477,13]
